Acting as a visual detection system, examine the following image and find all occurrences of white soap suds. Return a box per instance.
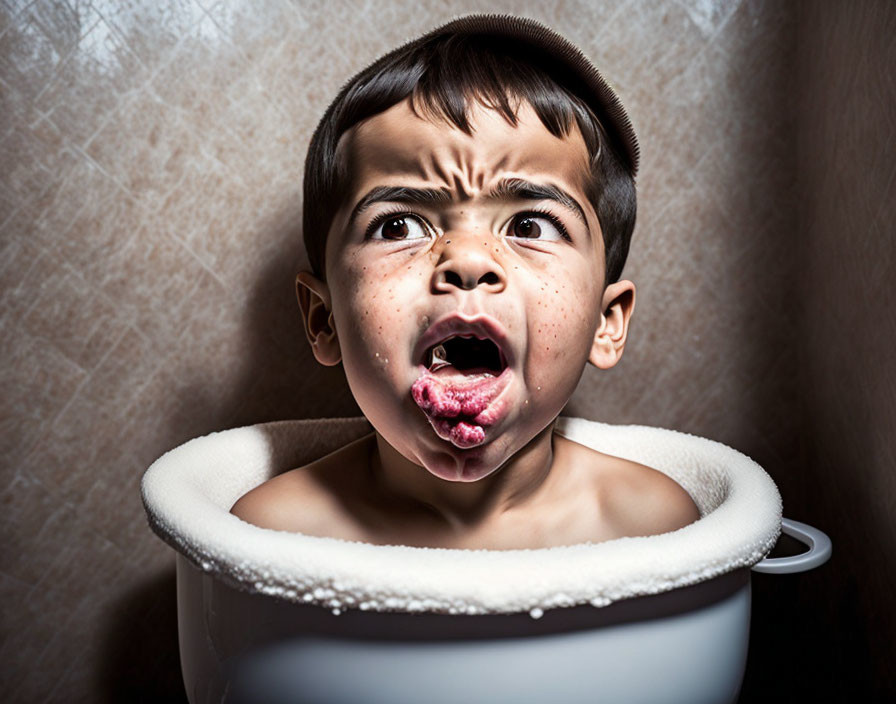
[142,417,782,616]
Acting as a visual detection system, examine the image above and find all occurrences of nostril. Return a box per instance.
[443,271,464,288]
[434,260,505,292]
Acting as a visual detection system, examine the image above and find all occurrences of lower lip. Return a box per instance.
[410,366,514,449]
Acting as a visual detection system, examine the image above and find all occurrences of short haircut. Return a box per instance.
[302,32,637,286]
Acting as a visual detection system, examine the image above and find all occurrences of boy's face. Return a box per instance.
[299,97,634,482]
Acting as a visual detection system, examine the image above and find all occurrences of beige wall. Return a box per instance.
[2,0,893,700]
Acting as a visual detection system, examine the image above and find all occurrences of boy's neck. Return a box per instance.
[368,419,562,530]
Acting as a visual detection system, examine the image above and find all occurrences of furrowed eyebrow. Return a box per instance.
[348,186,453,228]
[346,177,589,231]
[486,177,588,228]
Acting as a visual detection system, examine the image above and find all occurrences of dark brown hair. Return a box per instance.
[302,32,637,285]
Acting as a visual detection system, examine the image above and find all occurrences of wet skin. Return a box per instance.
[293,96,639,528]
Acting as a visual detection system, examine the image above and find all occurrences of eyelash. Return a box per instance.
[364,207,572,242]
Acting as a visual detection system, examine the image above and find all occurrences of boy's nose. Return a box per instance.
[432,232,507,294]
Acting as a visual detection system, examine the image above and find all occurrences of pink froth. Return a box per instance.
[411,368,512,448]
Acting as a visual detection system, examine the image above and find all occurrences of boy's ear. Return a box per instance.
[589,280,636,370]
[295,271,341,366]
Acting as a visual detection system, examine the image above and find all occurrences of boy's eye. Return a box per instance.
[368,213,430,241]
[365,210,570,242]
[507,212,569,242]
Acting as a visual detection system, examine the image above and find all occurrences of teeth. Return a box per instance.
[429,343,450,371]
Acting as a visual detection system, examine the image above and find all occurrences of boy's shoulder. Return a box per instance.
[229,434,374,540]
[555,433,700,540]
[231,432,701,546]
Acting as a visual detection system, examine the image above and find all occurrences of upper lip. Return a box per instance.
[414,313,514,370]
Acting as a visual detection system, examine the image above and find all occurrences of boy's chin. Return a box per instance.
[418,449,504,483]
[414,423,523,482]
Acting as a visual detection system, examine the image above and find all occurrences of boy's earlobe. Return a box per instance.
[295,272,341,366]
[588,280,636,370]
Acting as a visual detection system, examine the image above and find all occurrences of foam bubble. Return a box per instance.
[143,417,783,618]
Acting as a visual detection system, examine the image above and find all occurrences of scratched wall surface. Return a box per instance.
[1,0,893,701]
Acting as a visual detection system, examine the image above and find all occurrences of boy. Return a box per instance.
[231,14,700,549]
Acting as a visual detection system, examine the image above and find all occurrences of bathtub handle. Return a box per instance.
[751,518,832,574]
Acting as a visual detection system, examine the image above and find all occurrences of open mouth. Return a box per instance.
[423,335,507,376]
[411,315,515,448]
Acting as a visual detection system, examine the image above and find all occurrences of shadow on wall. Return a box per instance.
[743,2,896,701]
[219,215,361,430]
[98,568,186,703]
[104,214,362,700]
[162,209,361,453]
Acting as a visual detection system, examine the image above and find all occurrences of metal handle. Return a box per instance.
[751,518,832,574]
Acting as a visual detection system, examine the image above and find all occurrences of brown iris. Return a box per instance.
[511,215,541,239]
[381,217,411,239]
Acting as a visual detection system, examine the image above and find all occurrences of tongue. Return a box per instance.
[412,373,494,418]
[411,369,510,448]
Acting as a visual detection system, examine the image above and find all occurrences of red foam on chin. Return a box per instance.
[435,419,486,448]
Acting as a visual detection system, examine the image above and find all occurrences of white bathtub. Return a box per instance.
[142,417,831,704]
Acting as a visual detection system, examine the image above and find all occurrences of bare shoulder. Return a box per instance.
[229,467,321,532]
[556,433,700,539]
[229,434,372,536]
[602,454,700,536]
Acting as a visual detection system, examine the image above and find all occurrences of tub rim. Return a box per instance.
[142,416,782,615]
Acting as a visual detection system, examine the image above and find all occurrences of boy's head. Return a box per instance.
[296,14,640,480]
[303,14,639,288]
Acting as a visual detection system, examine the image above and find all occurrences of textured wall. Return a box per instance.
[1,0,892,701]
[750,2,896,701]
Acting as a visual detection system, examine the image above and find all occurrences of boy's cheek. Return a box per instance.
[525,286,599,372]
[335,284,424,370]
[330,245,367,286]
